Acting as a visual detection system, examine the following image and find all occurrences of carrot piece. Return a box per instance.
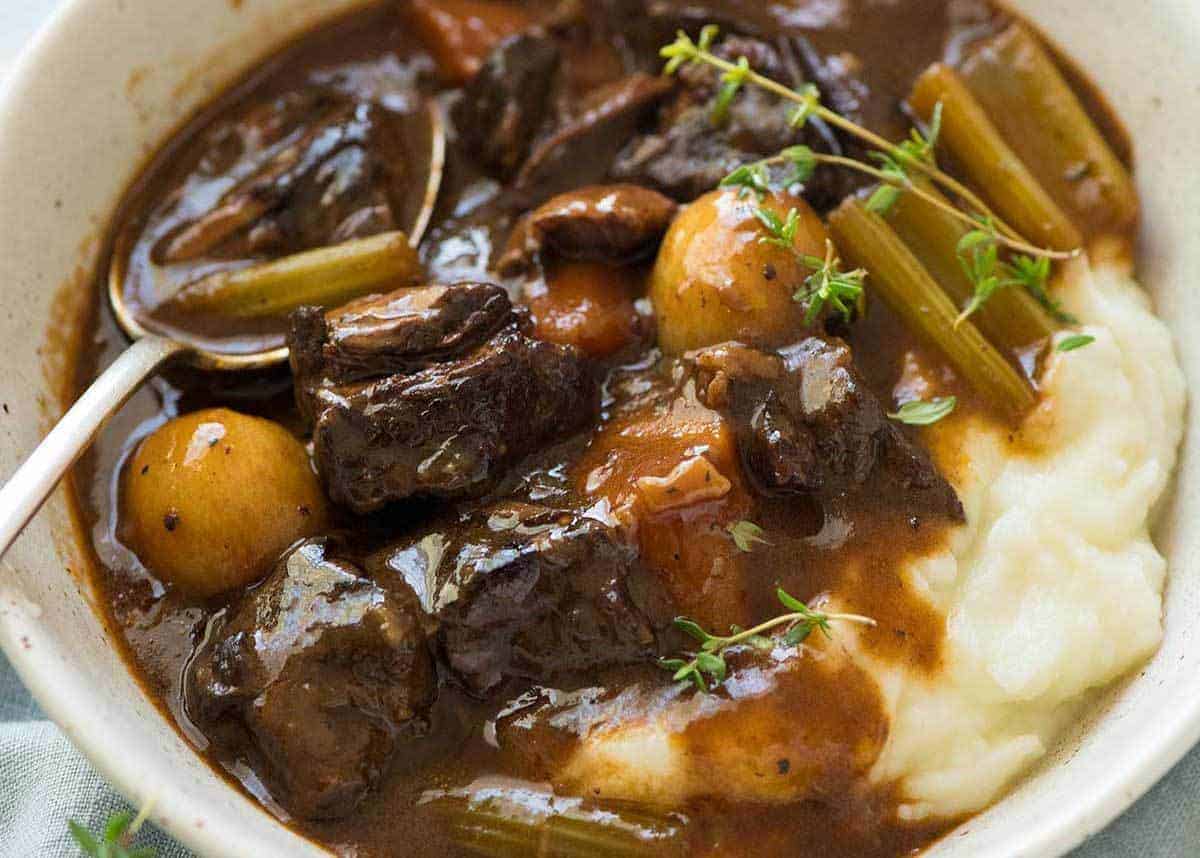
[407,0,531,85]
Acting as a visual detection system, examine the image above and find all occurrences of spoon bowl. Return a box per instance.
[0,97,445,557]
[105,97,446,373]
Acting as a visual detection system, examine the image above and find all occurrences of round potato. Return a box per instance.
[649,188,830,354]
[121,408,330,597]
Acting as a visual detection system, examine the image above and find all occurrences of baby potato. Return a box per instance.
[649,188,829,354]
[121,408,330,598]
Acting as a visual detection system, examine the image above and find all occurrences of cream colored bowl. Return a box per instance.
[0,1,1196,856]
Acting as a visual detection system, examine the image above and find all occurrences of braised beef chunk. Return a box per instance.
[612,35,868,209]
[289,282,513,398]
[515,73,675,201]
[185,537,435,820]
[292,287,598,513]
[371,503,661,695]
[497,183,678,275]
[688,339,963,520]
[453,33,562,177]
[157,91,414,264]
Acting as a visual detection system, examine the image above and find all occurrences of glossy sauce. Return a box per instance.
[67,1,1127,856]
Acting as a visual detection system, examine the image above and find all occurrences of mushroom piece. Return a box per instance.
[497,184,678,276]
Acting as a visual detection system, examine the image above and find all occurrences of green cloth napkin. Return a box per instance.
[0,654,192,857]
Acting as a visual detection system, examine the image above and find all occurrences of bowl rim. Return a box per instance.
[0,1,1196,857]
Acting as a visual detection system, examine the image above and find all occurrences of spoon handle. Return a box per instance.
[0,335,189,561]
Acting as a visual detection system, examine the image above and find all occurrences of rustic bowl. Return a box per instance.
[0,1,1196,855]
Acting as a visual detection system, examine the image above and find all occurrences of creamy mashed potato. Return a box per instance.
[868,260,1186,820]
[551,260,1186,823]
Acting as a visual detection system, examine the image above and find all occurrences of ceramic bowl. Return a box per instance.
[0,1,1196,856]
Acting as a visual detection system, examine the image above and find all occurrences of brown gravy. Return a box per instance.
[64,1,1131,856]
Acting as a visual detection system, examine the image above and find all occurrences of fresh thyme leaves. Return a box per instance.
[780,145,818,185]
[1008,254,1077,324]
[750,197,866,324]
[889,396,958,426]
[786,83,822,129]
[904,100,943,166]
[727,520,770,552]
[955,226,1002,323]
[753,206,798,248]
[795,240,866,325]
[719,146,816,199]
[1057,333,1095,352]
[719,161,772,198]
[865,106,942,215]
[864,157,906,215]
[661,27,1076,262]
[712,55,751,125]
[69,808,156,858]
[955,225,1075,325]
[661,588,876,693]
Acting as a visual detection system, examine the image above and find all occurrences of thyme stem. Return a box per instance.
[664,37,1068,256]
[662,588,876,692]
[754,152,1076,261]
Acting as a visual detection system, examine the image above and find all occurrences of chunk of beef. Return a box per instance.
[497,184,678,275]
[157,91,415,264]
[452,32,562,177]
[290,284,598,513]
[687,339,963,520]
[289,282,513,402]
[370,503,665,695]
[515,73,674,203]
[612,35,868,210]
[185,537,435,820]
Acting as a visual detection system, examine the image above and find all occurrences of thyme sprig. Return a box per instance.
[719,144,815,197]
[866,101,942,215]
[955,224,1076,325]
[750,198,866,324]
[722,153,866,324]
[711,55,751,125]
[721,145,1011,262]
[69,807,156,858]
[662,27,1076,263]
[793,240,867,325]
[660,588,875,692]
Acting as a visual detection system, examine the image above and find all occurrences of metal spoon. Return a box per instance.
[0,100,445,560]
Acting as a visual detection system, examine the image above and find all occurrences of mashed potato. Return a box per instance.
[867,260,1186,819]
[544,261,1184,822]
